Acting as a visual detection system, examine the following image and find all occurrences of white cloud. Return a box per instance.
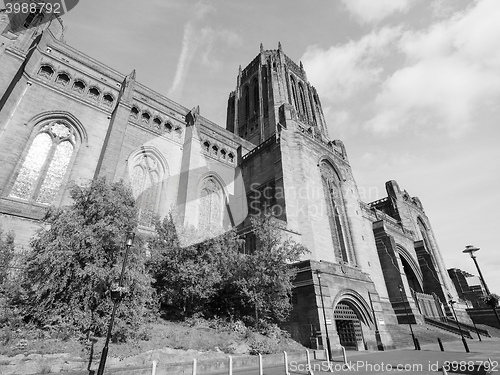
[168,2,240,97]
[341,0,417,24]
[301,27,400,102]
[366,0,500,136]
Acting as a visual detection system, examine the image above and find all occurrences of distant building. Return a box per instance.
[448,268,486,307]
[0,11,465,350]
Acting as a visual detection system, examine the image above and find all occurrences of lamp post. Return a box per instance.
[448,298,469,353]
[96,232,135,375]
[368,292,384,351]
[398,285,420,350]
[462,245,500,327]
[316,270,332,359]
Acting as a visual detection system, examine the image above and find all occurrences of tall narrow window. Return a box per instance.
[252,79,259,116]
[320,161,353,264]
[290,76,299,112]
[243,86,250,122]
[10,122,76,205]
[298,83,309,121]
[199,178,223,229]
[130,154,162,228]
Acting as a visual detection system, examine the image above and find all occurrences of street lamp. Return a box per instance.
[96,231,135,375]
[398,285,420,350]
[368,292,384,351]
[316,270,332,359]
[462,245,500,327]
[448,297,469,353]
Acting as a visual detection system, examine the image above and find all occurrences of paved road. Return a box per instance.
[230,338,500,375]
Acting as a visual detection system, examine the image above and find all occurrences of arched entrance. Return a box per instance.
[334,302,364,350]
[397,246,424,293]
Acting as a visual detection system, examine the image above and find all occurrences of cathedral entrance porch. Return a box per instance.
[283,260,396,351]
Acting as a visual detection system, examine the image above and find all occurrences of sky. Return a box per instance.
[13,0,500,293]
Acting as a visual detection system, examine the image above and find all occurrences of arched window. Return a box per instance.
[38,65,54,80]
[252,78,259,116]
[320,160,353,264]
[88,87,100,101]
[141,112,151,124]
[290,76,299,111]
[298,83,309,121]
[203,141,210,153]
[55,73,70,87]
[102,94,114,108]
[243,85,250,121]
[72,80,86,94]
[199,177,223,229]
[130,153,164,228]
[164,122,173,133]
[9,122,76,205]
[153,117,162,129]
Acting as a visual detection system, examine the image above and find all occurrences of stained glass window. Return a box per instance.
[9,122,76,205]
[199,178,222,228]
[37,141,73,204]
[131,155,160,228]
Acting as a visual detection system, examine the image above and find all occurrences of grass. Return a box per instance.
[0,317,304,362]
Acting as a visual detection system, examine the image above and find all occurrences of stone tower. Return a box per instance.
[226,42,328,145]
[226,44,398,350]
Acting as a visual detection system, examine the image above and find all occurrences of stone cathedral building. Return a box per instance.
[0,13,464,350]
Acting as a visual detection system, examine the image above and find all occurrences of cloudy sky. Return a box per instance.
[22,0,500,292]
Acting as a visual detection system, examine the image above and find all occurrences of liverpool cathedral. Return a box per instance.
[0,13,467,350]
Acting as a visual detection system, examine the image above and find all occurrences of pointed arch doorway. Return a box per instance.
[334,301,365,350]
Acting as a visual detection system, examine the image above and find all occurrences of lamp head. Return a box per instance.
[462,245,479,258]
[126,232,135,247]
[316,269,321,278]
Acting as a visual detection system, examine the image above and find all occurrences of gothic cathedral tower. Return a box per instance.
[226,44,398,350]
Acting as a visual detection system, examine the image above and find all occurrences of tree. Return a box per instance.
[148,214,242,318]
[230,216,307,325]
[0,228,15,288]
[21,178,154,341]
[149,212,307,326]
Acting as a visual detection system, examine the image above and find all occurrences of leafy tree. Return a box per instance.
[148,214,241,318]
[229,216,307,325]
[0,228,15,287]
[149,213,307,326]
[21,178,154,341]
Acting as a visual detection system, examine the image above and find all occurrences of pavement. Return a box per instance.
[231,338,500,375]
[47,337,500,375]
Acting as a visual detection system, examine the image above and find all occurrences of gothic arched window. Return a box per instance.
[290,76,299,112]
[243,85,250,122]
[130,153,165,228]
[252,78,259,116]
[9,122,76,205]
[298,83,309,121]
[320,161,354,264]
[199,177,223,229]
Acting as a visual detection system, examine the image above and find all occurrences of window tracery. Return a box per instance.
[38,65,54,80]
[9,122,76,205]
[72,80,86,94]
[130,154,162,228]
[320,160,354,264]
[199,177,223,229]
